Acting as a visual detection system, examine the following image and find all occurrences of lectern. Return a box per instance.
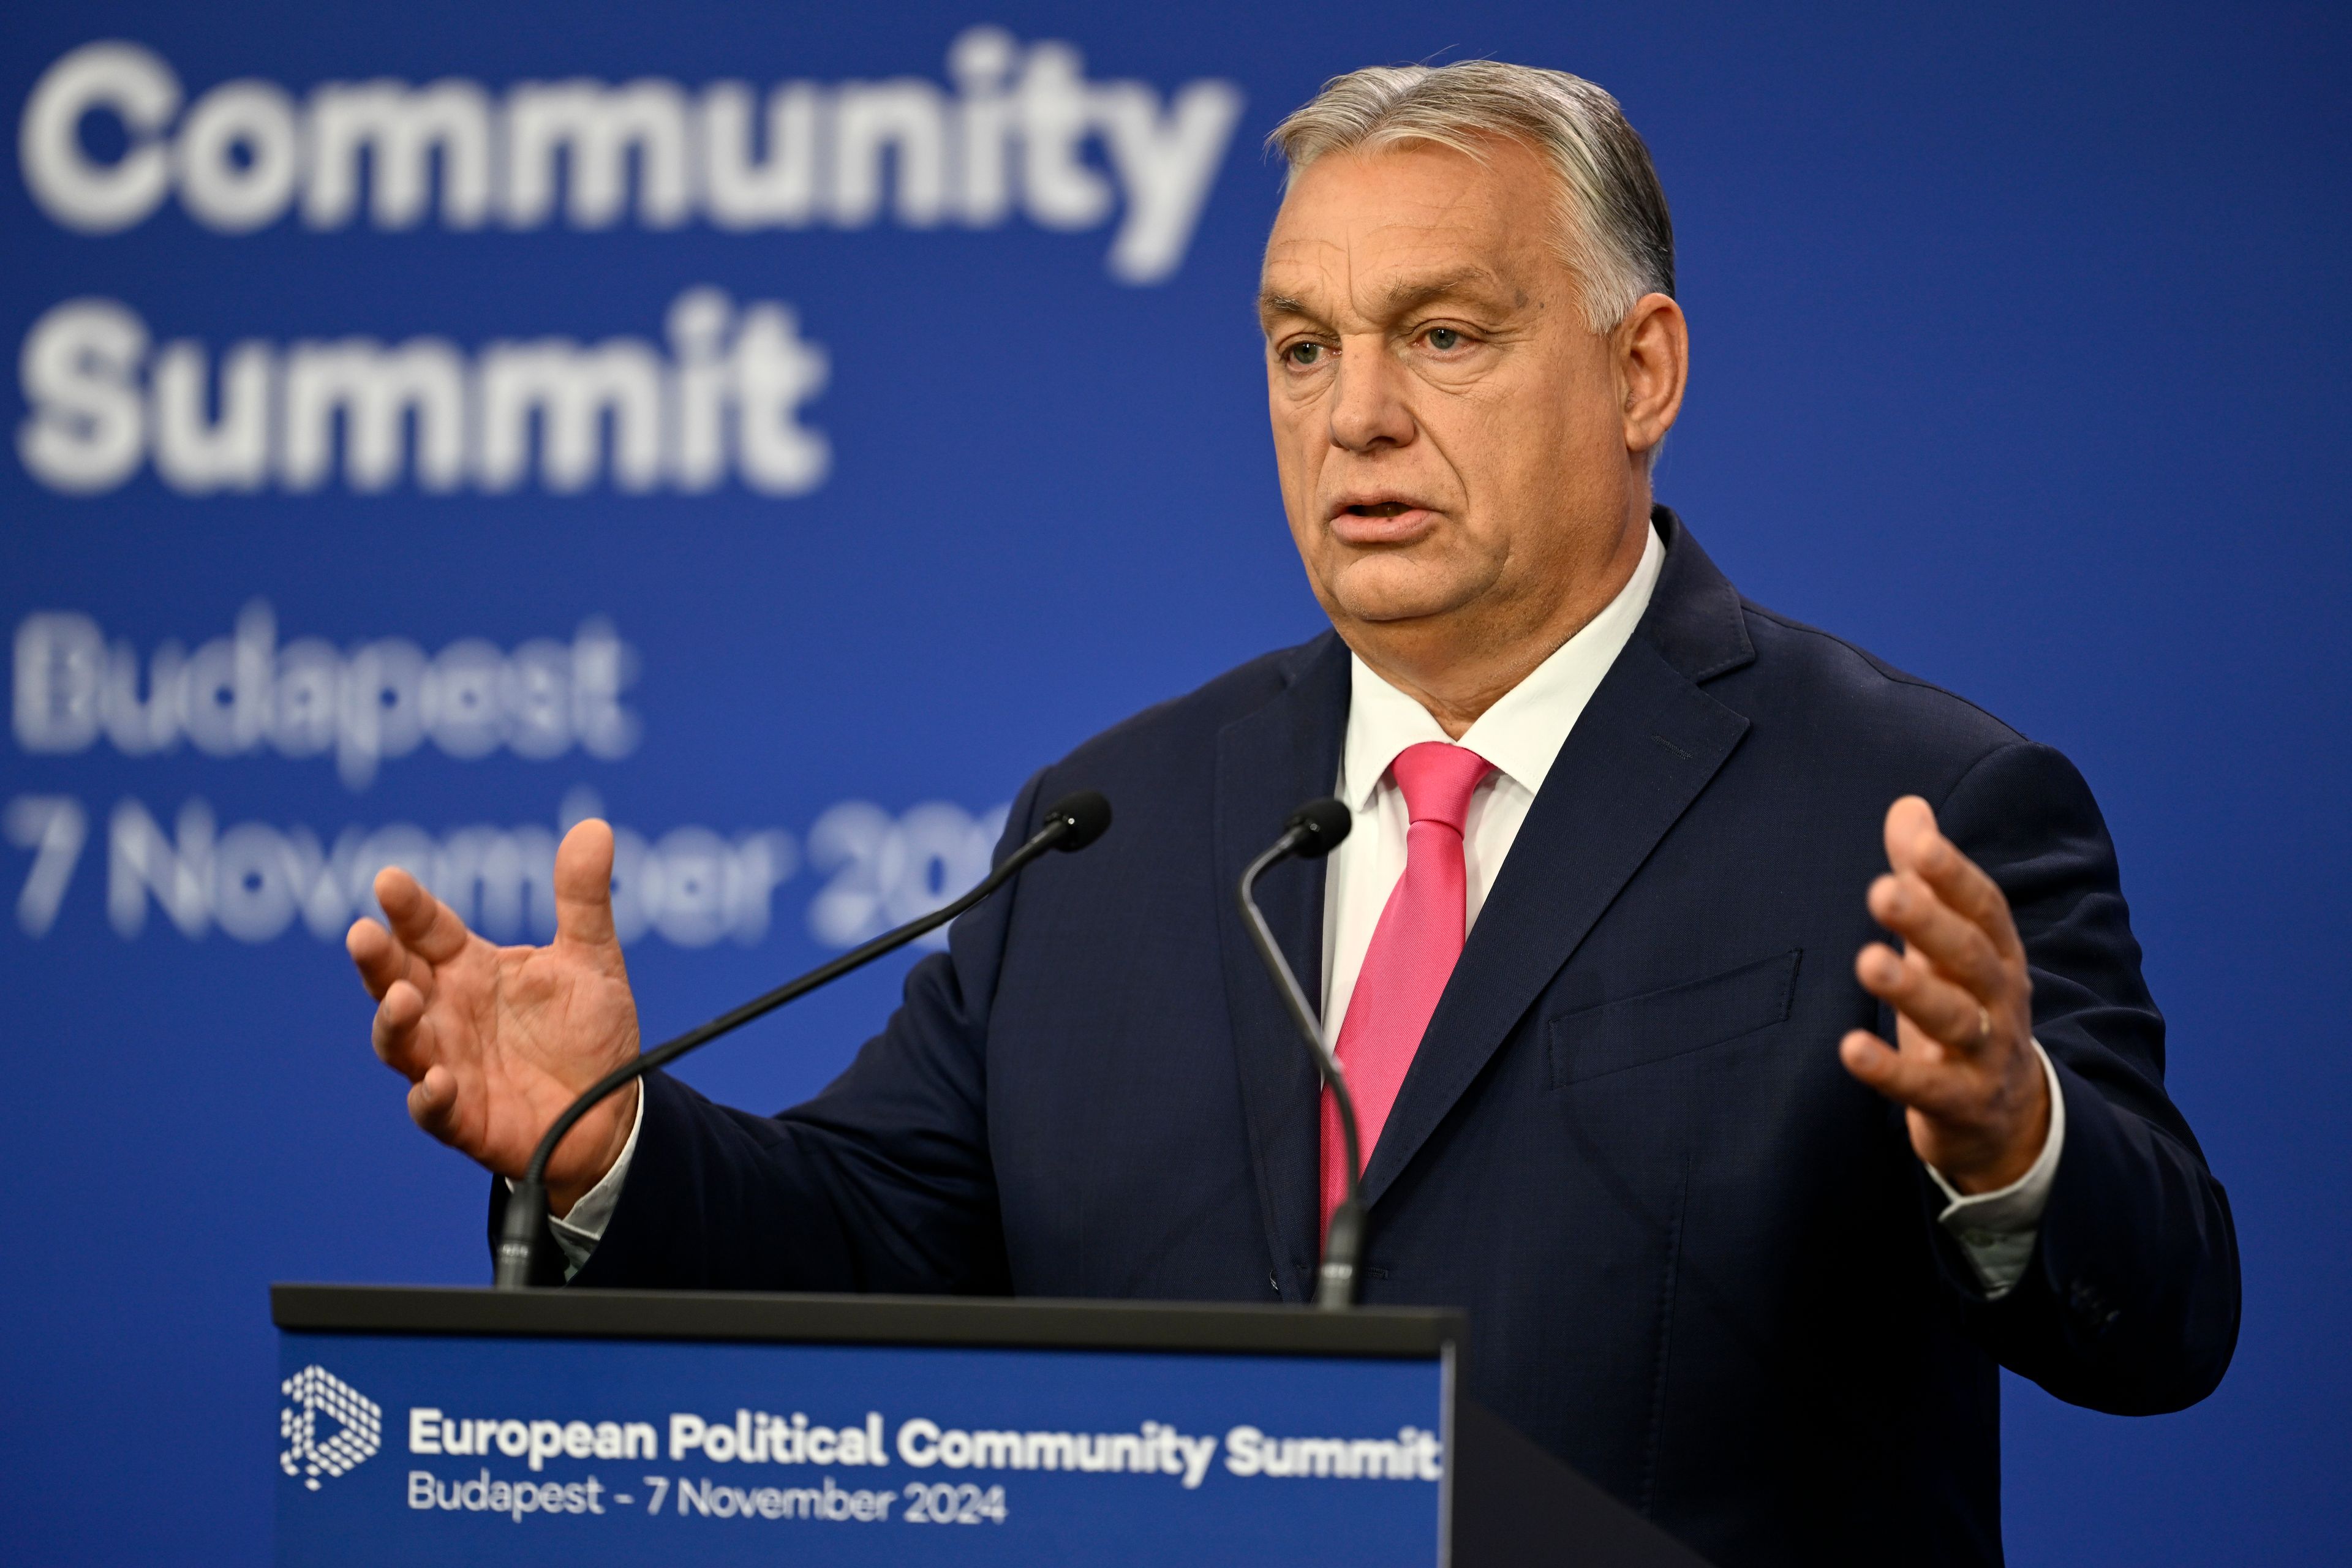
[273,1284,1708,1566]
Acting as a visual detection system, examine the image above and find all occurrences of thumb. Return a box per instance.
[1840,1027,1933,1109]
[553,818,621,959]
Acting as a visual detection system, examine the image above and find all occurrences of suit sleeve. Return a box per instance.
[1927,740,2240,1412]
[487,769,1049,1294]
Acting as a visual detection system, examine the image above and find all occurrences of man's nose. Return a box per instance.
[1327,339,1415,452]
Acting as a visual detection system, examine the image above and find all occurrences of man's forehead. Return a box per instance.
[1264,194,1508,281]
[1259,143,1555,321]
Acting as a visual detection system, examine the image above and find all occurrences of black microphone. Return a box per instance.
[494,789,1114,1289]
[1236,797,1367,1311]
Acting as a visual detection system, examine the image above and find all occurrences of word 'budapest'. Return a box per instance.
[14,603,638,788]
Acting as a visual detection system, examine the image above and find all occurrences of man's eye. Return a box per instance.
[1285,342,1325,367]
[1426,327,1464,352]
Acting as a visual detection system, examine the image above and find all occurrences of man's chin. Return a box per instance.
[1316,554,1483,625]
[1328,590,1482,633]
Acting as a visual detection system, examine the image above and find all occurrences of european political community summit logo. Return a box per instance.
[281,1365,382,1490]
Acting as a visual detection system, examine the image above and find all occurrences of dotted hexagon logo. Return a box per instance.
[279,1365,382,1491]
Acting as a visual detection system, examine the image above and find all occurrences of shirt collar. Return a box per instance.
[1339,521,1666,810]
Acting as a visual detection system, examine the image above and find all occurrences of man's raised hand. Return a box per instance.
[347,819,642,1215]
[1839,796,2051,1194]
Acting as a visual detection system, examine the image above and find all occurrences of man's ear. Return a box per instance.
[1618,292,1689,462]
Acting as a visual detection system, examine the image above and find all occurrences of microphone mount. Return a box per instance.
[1237,797,1366,1311]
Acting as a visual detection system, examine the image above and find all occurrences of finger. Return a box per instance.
[375,865,473,965]
[1855,943,1991,1050]
[553,820,622,960]
[346,916,420,1002]
[407,1064,461,1143]
[1839,1028,1970,1117]
[372,979,432,1077]
[1883,796,2022,960]
[1882,794,1936,869]
[1866,872,2004,1000]
[1910,833,2023,962]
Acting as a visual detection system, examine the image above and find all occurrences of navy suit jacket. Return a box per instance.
[526,510,2239,1566]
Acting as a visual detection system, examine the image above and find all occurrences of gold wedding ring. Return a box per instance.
[1973,1003,1994,1049]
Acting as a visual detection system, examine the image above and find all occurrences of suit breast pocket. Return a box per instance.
[1545,949,1803,1088]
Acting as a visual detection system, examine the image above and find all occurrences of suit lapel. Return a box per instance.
[1213,633,1351,1302]
[1358,513,1756,1210]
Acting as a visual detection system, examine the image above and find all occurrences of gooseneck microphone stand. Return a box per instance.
[494,791,1114,1289]
[1236,797,1365,1311]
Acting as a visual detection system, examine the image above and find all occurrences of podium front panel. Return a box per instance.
[273,1287,1458,1567]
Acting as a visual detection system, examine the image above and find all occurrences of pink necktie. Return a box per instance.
[1322,741,1496,1233]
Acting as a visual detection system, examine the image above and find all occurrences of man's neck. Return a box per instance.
[1341,511,1654,739]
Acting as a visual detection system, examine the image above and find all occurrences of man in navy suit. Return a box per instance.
[349,61,2237,1565]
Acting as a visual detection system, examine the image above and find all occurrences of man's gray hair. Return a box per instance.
[1267,61,1674,333]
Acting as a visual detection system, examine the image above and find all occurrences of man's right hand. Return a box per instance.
[347,819,642,1216]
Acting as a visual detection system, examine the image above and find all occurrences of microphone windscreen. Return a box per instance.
[1044,791,1113,851]
[1286,797,1352,858]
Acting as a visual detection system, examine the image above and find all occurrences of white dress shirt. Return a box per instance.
[554,521,2061,1296]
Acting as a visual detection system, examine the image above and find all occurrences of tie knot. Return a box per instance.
[1389,741,1494,834]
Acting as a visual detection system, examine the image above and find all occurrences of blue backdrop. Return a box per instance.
[2,2,2345,1562]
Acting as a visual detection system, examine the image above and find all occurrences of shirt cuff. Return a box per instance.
[1926,1038,2065,1300]
[504,1084,644,1278]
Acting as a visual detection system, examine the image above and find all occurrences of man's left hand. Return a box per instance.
[1840,795,2050,1194]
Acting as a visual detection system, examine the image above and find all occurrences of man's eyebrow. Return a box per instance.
[1374,268,1508,315]
[1256,270,1512,328]
[1257,290,1315,323]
